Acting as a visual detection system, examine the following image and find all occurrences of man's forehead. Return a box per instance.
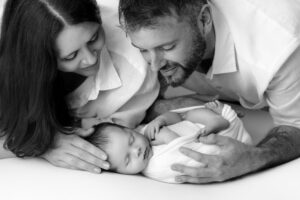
[129,18,188,49]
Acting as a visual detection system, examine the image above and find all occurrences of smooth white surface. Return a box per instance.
[0,157,299,200]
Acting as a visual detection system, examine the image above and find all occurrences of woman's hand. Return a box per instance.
[41,129,109,173]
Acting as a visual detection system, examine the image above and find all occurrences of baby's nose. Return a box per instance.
[132,146,142,158]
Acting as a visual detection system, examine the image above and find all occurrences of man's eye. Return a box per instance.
[138,48,148,53]
[162,45,175,51]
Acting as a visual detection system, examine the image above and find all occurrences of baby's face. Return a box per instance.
[105,126,153,174]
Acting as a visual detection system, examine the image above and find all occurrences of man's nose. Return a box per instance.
[149,52,166,72]
[81,47,97,67]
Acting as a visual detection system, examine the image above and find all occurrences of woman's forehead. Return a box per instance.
[56,22,101,57]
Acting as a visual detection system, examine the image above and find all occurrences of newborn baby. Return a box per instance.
[86,101,252,183]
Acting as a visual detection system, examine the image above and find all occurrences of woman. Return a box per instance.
[0,0,159,173]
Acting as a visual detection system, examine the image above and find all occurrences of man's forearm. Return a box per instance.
[255,125,300,170]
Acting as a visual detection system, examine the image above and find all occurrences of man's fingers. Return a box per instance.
[198,134,229,146]
[178,147,219,165]
[171,164,216,177]
[175,175,214,184]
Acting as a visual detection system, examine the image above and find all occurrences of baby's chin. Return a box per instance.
[116,164,148,175]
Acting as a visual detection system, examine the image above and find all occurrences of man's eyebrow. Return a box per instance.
[131,40,177,50]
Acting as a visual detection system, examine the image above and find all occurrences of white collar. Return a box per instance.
[207,1,237,79]
[88,46,122,100]
[67,46,122,108]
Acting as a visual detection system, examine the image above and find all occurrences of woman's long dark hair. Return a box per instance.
[0,0,101,157]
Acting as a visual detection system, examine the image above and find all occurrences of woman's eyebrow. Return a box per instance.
[89,27,100,40]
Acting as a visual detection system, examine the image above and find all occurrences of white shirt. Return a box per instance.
[184,0,300,128]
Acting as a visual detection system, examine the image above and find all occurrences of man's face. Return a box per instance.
[104,126,153,174]
[128,15,206,87]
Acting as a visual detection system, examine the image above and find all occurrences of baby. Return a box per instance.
[86,101,253,183]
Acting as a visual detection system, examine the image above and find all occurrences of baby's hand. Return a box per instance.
[144,119,164,141]
[195,126,215,142]
[205,100,224,114]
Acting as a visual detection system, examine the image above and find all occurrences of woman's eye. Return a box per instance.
[63,51,78,61]
[89,32,99,43]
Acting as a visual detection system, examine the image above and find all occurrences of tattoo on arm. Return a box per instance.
[257,125,300,169]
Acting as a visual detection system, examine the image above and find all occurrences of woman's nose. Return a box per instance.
[81,47,97,67]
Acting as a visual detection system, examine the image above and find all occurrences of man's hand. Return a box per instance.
[41,129,109,173]
[171,134,260,183]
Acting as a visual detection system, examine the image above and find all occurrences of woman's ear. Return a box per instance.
[196,4,213,36]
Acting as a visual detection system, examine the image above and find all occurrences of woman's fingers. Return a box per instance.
[42,133,110,173]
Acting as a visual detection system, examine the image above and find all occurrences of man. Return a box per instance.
[119,0,300,183]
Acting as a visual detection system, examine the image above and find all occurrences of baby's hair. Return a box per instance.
[86,122,122,149]
[86,122,126,173]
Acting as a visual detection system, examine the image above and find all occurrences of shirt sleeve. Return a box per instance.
[266,46,300,128]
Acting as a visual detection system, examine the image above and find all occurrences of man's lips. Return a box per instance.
[160,66,178,77]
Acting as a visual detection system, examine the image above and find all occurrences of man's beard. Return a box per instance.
[162,33,206,87]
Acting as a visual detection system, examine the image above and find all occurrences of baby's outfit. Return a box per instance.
[141,105,252,183]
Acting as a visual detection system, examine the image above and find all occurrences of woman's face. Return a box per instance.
[56,22,105,77]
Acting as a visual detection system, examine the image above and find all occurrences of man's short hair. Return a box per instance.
[119,0,207,32]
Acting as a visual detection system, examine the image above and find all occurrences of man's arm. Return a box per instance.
[256,125,300,168]
[171,125,300,183]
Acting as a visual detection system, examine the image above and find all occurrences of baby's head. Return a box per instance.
[86,123,153,174]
